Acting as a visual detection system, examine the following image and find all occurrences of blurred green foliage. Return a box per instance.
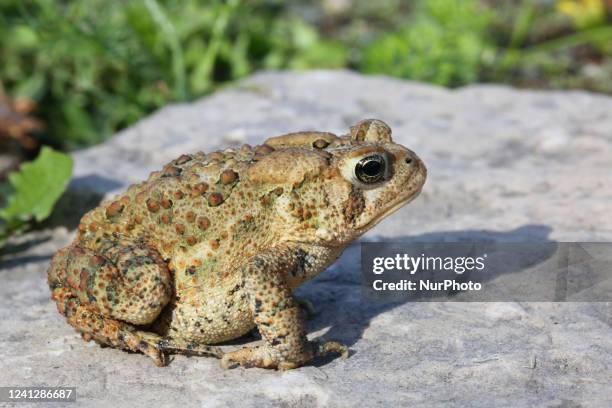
[487,0,612,93]
[0,0,346,150]
[0,0,611,152]
[362,0,493,87]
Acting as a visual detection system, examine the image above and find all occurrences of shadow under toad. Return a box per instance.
[297,224,556,365]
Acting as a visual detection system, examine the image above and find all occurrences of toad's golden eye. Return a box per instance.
[355,155,386,184]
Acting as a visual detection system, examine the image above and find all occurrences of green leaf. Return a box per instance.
[0,147,73,223]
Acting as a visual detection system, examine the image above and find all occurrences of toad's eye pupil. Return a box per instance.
[355,155,386,184]
[362,160,381,176]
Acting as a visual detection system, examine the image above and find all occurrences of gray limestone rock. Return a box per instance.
[1,71,610,407]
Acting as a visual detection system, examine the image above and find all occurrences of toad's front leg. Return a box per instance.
[221,246,348,370]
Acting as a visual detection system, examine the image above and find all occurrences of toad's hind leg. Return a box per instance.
[53,288,169,365]
[52,287,223,365]
[48,243,175,365]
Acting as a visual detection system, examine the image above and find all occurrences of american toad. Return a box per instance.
[48,119,427,370]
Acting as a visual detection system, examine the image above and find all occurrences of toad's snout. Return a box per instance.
[399,148,427,189]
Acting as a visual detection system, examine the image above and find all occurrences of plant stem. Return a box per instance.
[509,0,535,49]
[498,0,535,72]
[144,0,187,101]
[192,0,241,93]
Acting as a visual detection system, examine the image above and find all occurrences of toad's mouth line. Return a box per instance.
[356,184,425,235]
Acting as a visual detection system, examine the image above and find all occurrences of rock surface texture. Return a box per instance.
[1,71,611,407]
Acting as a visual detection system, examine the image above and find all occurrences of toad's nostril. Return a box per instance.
[405,156,413,164]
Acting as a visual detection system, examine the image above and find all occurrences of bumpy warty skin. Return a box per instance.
[47,119,427,370]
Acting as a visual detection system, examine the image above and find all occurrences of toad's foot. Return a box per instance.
[221,341,348,370]
[313,340,349,360]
